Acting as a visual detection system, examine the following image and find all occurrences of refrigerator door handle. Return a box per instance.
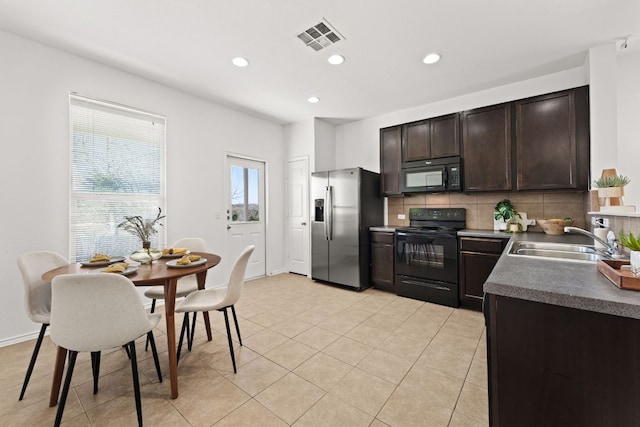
[326,185,333,240]
[323,186,329,240]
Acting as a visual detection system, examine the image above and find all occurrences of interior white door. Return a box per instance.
[287,157,309,275]
[225,155,266,279]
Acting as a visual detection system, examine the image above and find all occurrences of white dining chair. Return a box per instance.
[16,251,68,401]
[175,245,254,373]
[144,237,207,351]
[50,273,162,427]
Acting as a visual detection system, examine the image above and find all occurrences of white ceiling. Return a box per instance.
[1,1,638,125]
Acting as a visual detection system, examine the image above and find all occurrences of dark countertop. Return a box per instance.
[457,229,512,239]
[484,233,640,320]
[370,226,396,232]
[371,227,513,236]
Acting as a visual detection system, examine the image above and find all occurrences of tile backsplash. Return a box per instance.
[587,214,640,236]
[387,191,588,231]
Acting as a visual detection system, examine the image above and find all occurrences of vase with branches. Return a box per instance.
[117,208,165,263]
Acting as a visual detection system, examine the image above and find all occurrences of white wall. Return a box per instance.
[617,50,640,209]
[285,119,314,164]
[0,30,285,345]
[588,43,619,183]
[313,118,336,172]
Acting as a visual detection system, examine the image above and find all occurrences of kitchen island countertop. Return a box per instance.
[485,232,640,319]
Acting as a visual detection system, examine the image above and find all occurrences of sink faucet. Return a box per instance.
[564,226,622,258]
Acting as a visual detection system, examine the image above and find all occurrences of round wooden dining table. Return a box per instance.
[42,251,221,404]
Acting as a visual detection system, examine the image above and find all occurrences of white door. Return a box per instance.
[226,155,266,279]
[287,157,309,275]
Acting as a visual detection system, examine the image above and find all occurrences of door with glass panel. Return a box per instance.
[225,155,265,279]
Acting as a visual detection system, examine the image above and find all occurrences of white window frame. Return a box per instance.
[68,93,166,262]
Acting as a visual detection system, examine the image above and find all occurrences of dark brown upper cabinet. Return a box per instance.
[461,103,512,192]
[515,86,589,191]
[402,113,459,162]
[380,125,402,196]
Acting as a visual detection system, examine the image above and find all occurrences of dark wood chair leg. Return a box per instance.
[19,323,48,401]
[128,341,143,427]
[222,308,237,374]
[231,305,242,346]
[54,350,78,427]
[147,332,162,383]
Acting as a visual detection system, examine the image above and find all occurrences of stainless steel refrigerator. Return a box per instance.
[311,168,383,290]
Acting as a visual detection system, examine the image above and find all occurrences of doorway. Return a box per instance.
[225,155,266,279]
[287,157,309,276]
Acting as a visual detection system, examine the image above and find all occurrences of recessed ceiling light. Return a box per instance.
[308,96,320,103]
[328,54,345,65]
[423,53,441,64]
[232,57,249,67]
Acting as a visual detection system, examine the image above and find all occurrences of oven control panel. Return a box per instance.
[408,208,465,221]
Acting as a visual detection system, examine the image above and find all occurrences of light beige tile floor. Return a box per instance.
[2,273,489,426]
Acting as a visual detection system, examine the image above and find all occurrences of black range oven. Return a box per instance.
[395,208,465,308]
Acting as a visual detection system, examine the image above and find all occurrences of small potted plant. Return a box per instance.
[593,174,630,205]
[619,231,640,275]
[494,199,521,232]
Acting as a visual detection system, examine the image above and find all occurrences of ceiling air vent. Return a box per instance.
[297,19,344,51]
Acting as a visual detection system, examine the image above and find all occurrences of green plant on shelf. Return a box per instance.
[593,175,630,188]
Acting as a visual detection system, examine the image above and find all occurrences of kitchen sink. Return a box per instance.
[506,240,613,263]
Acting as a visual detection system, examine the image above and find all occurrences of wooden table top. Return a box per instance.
[42,252,222,286]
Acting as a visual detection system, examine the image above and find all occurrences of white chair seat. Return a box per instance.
[144,278,198,299]
[175,287,228,313]
[30,310,50,324]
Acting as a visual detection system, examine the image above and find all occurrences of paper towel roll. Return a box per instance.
[594,227,609,250]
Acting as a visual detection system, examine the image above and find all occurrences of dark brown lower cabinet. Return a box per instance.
[459,237,508,310]
[485,294,640,427]
[370,231,394,292]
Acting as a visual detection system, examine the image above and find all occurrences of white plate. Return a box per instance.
[166,258,207,268]
[161,250,191,258]
[81,256,125,267]
[101,266,139,276]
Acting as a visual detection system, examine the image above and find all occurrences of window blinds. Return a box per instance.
[69,94,166,262]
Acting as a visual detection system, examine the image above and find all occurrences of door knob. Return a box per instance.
[227,225,231,230]
[301,222,307,226]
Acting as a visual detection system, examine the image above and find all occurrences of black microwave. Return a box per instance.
[401,156,462,193]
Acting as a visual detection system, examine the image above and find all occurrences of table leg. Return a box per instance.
[196,270,213,341]
[164,278,178,399]
[49,346,67,407]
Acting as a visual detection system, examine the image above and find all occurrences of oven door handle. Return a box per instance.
[401,279,450,292]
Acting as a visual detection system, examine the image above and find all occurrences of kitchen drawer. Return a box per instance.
[395,275,459,308]
[460,237,507,254]
[371,231,394,244]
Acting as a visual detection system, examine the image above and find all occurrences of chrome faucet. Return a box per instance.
[564,226,622,258]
